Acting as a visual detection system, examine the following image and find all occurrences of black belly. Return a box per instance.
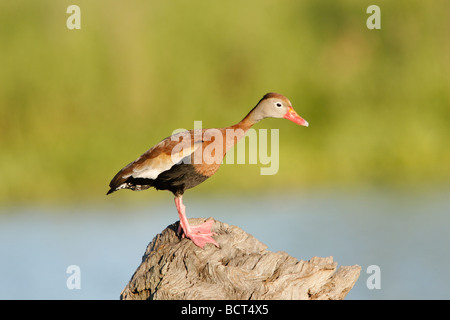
[125,163,209,197]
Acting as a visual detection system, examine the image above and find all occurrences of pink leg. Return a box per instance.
[174,196,219,248]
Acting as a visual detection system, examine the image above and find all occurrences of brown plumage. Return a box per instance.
[107,93,308,248]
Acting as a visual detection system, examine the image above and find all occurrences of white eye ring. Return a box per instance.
[275,102,282,108]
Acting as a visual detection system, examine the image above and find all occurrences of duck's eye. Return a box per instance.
[275,102,282,108]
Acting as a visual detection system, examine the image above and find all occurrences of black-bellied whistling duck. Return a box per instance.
[107,93,308,248]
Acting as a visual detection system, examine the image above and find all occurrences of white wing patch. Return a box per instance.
[122,131,203,180]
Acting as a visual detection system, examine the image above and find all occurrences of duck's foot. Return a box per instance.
[178,220,219,248]
[174,195,219,249]
[186,231,219,249]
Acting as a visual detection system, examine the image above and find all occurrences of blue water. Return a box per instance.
[0,189,449,299]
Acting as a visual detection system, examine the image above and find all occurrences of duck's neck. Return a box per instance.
[231,106,263,132]
[224,107,262,152]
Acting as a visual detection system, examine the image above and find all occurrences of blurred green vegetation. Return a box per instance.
[0,0,449,204]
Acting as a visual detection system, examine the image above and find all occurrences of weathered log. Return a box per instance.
[120,218,360,300]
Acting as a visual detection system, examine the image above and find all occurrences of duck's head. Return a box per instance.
[254,92,309,127]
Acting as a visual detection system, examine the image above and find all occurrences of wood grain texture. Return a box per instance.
[120,218,361,300]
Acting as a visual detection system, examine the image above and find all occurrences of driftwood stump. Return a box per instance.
[120,218,361,300]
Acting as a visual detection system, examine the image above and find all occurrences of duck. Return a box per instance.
[107,92,309,248]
